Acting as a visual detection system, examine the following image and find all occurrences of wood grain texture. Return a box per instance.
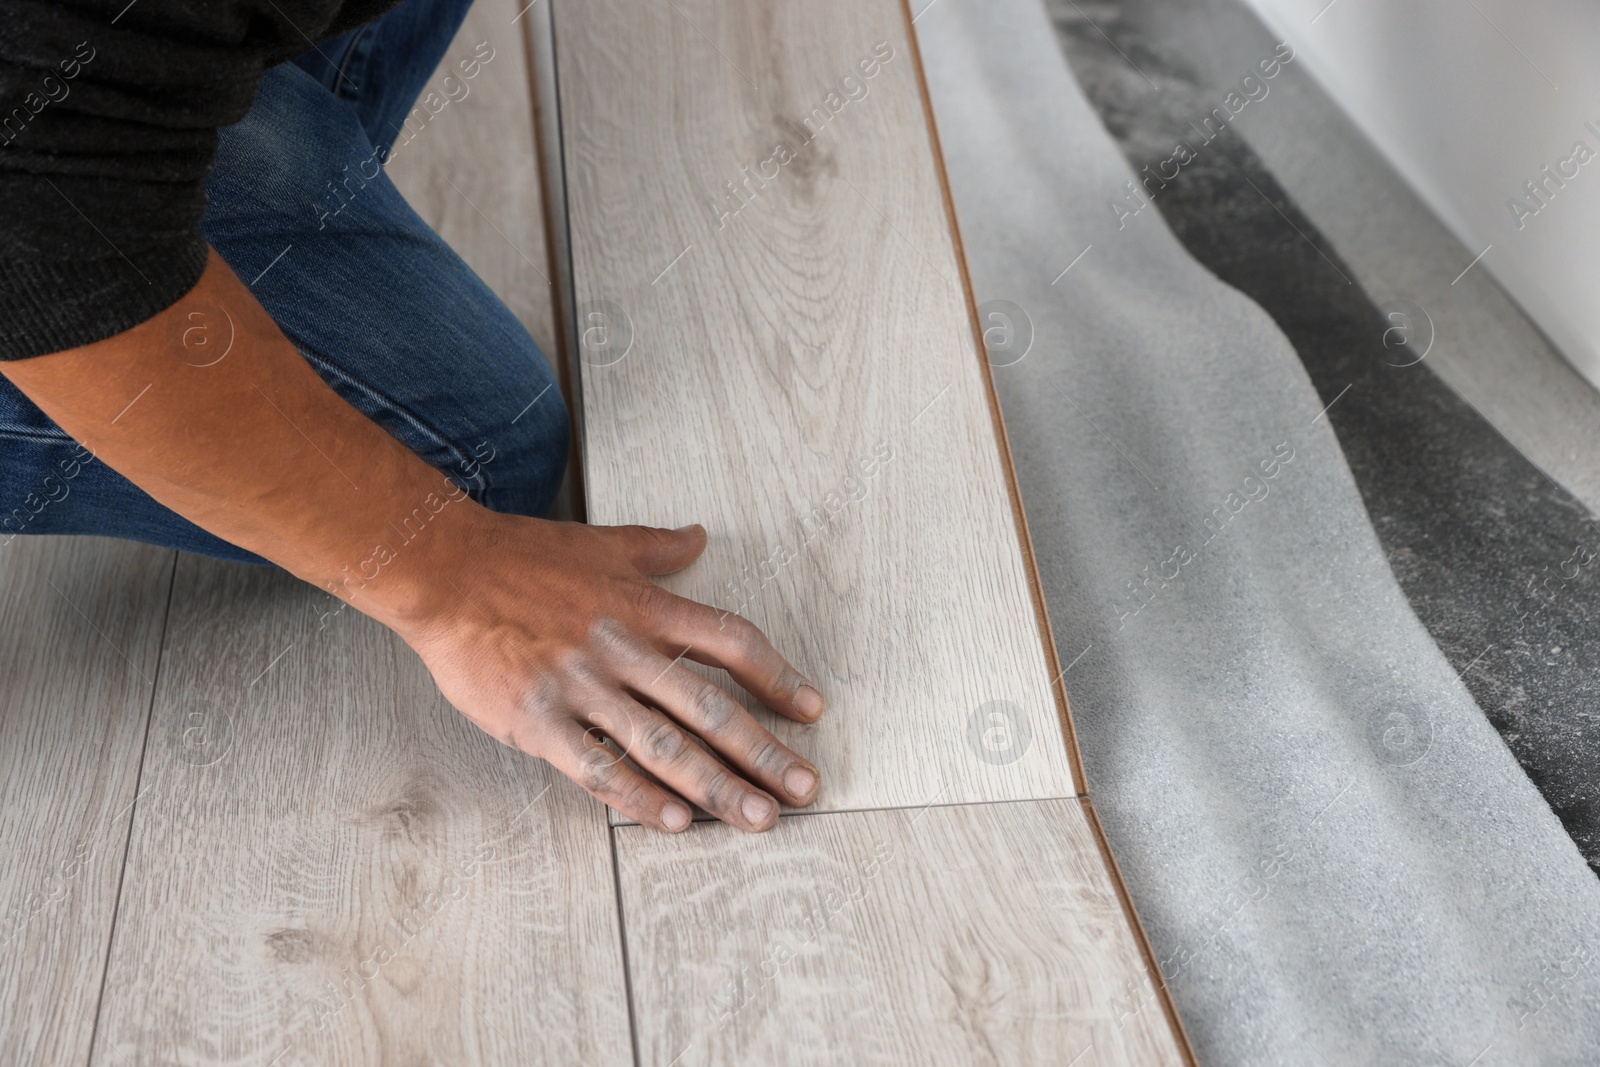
[0,536,173,1065]
[616,798,1186,1066]
[386,0,557,360]
[91,557,631,1066]
[554,0,1080,812]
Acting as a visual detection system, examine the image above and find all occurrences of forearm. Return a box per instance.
[0,248,469,627]
[3,246,826,832]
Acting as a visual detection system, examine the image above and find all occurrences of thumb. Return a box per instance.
[609,522,707,575]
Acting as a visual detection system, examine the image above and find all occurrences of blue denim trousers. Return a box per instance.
[0,0,568,564]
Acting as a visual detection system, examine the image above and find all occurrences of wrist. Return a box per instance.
[311,472,497,635]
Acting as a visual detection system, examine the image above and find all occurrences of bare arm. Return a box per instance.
[1,249,824,831]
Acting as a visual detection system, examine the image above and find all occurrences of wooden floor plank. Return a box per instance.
[91,556,632,1065]
[615,798,1186,1066]
[90,5,631,1057]
[0,536,173,1066]
[553,0,1079,813]
[559,6,1189,1059]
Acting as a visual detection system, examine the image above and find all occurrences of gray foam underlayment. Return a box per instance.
[917,0,1600,1063]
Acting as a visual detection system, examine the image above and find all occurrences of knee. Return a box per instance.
[467,370,570,519]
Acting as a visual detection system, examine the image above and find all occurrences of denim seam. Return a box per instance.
[332,26,376,103]
[293,345,491,495]
[0,425,76,447]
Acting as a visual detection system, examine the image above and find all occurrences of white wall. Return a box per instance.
[1239,0,1600,390]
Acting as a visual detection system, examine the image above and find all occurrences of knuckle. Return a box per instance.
[583,617,634,662]
[725,615,771,662]
[626,580,675,622]
[771,665,798,694]
[700,769,736,812]
[576,740,621,791]
[620,782,657,818]
[624,524,661,547]
[748,739,786,776]
[689,684,737,732]
[519,674,566,720]
[642,719,684,761]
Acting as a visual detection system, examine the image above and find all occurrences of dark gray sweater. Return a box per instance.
[0,0,398,361]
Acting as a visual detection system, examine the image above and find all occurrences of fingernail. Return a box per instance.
[742,793,776,826]
[662,802,691,831]
[784,766,817,801]
[795,685,825,720]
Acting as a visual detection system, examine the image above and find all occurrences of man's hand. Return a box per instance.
[398,515,824,833]
[0,249,823,831]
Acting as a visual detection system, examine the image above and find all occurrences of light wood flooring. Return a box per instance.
[0,0,1190,1062]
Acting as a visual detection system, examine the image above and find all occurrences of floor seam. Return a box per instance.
[610,788,1089,832]
[82,548,179,1066]
[608,821,644,1067]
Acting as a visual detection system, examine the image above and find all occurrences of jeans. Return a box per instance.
[0,0,568,564]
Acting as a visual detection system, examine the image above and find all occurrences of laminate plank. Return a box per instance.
[0,536,173,1065]
[90,556,631,1065]
[615,798,1186,1066]
[553,0,1080,812]
[385,0,557,359]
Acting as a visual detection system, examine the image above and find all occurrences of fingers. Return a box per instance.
[599,523,824,724]
[630,656,821,809]
[590,696,784,832]
[541,715,694,833]
[606,523,707,575]
[658,601,825,724]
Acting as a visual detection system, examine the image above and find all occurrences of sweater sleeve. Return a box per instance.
[0,0,389,360]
